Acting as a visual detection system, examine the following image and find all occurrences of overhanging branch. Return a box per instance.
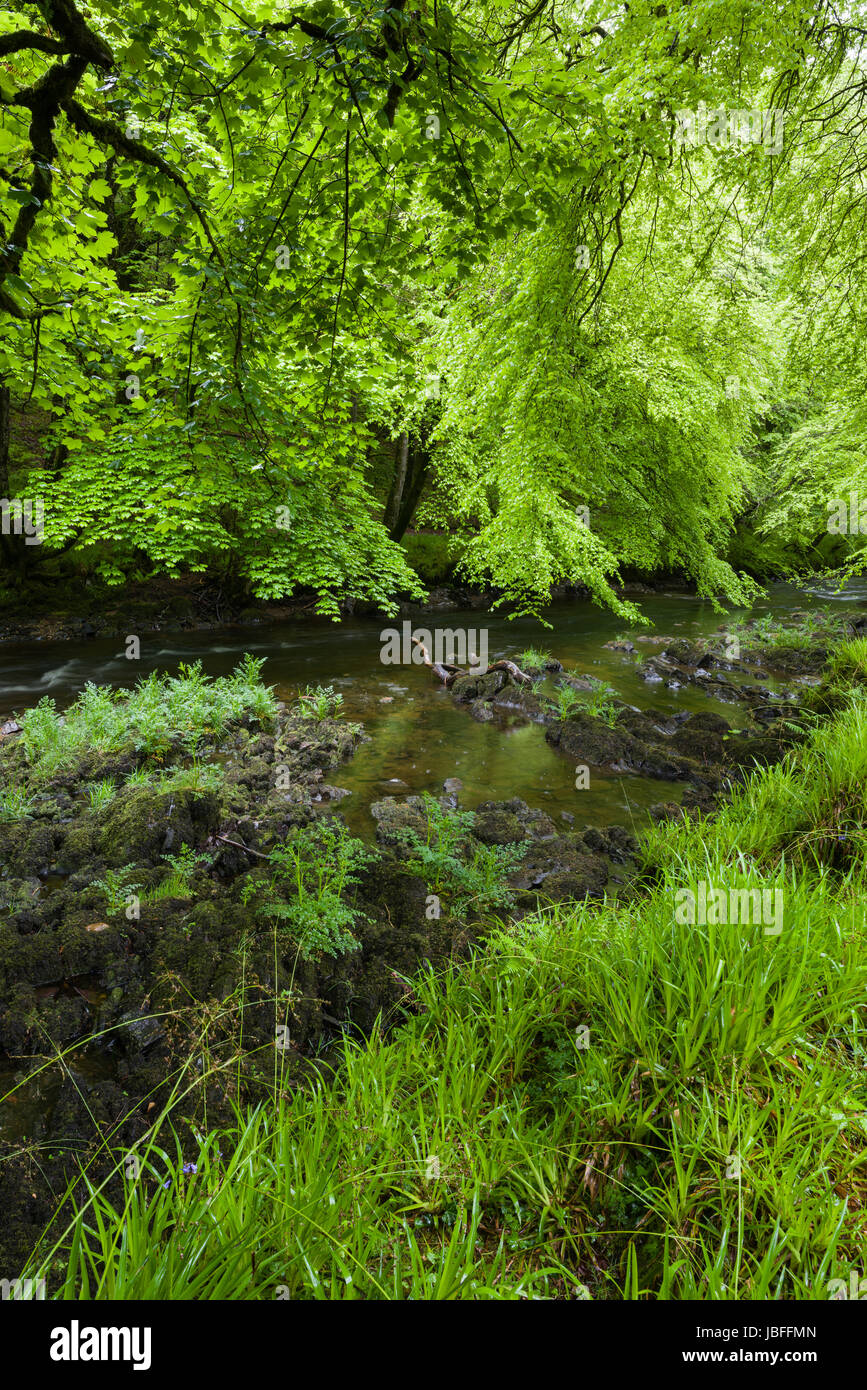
[60,99,227,268]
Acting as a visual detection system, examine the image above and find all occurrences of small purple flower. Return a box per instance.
[182,1162,197,1175]
[162,1179,172,1189]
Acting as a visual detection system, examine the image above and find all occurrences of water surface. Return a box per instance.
[1,580,855,832]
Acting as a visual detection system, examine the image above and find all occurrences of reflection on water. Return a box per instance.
[0,581,850,834]
[0,1052,116,1145]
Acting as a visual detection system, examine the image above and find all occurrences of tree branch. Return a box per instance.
[60,99,227,267]
[0,31,71,57]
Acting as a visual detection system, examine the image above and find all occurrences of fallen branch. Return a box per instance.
[410,635,457,684]
[215,833,271,860]
[411,638,531,687]
[486,659,533,685]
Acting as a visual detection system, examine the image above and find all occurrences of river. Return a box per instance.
[2,579,862,833]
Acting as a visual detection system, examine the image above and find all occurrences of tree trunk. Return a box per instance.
[0,384,10,501]
[0,383,23,573]
[391,442,429,541]
[383,432,429,542]
[383,432,409,535]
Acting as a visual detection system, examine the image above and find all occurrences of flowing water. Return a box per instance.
[1,579,861,834]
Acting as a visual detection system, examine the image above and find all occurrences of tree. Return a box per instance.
[5,1,867,610]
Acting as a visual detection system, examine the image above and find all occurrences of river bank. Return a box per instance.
[6,622,866,1299]
[1,598,865,1285]
[0,565,699,648]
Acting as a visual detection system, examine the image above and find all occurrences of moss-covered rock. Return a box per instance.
[99,787,222,866]
[451,669,509,702]
[545,711,644,768]
[669,711,731,763]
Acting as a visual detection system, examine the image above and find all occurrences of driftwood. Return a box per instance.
[411,637,532,689]
[214,833,271,860]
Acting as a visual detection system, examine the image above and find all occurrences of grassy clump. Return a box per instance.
[18,694,867,1300]
[0,784,33,822]
[643,674,867,877]
[547,677,620,727]
[146,846,213,903]
[806,636,867,718]
[723,610,851,652]
[16,655,277,778]
[826,636,867,686]
[84,777,117,814]
[517,647,553,670]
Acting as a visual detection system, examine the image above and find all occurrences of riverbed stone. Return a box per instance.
[545,711,644,768]
[451,669,509,702]
[99,787,222,866]
[490,684,549,721]
[370,796,428,845]
[472,804,529,844]
[669,711,731,762]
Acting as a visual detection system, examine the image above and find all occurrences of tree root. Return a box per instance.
[411,637,532,687]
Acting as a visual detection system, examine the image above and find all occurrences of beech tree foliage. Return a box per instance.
[3,1,867,610]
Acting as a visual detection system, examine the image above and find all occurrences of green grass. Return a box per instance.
[824,635,867,687]
[146,846,211,903]
[517,647,552,670]
[644,671,867,877]
[16,665,867,1301]
[84,777,117,814]
[547,678,620,726]
[124,766,155,790]
[16,655,277,778]
[0,784,33,822]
